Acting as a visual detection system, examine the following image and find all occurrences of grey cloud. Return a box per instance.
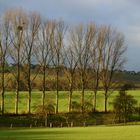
[0,0,140,70]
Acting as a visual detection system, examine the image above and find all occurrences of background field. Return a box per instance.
[1,90,140,113]
[0,125,140,140]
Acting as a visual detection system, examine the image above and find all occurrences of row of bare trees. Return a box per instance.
[0,9,126,115]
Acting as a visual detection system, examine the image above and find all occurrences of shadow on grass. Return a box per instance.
[0,128,78,140]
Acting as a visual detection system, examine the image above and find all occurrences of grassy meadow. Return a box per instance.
[1,90,140,113]
[0,125,140,140]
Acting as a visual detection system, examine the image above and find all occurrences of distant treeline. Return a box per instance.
[0,65,137,91]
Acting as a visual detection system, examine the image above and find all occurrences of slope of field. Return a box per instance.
[1,90,140,113]
[0,125,140,140]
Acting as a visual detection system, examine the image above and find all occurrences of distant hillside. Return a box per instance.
[118,70,140,88]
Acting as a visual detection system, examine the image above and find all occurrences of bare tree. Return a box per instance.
[51,20,66,114]
[23,12,41,114]
[90,26,104,112]
[0,12,11,114]
[35,20,55,107]
[70,24,96,112]
[99,26,126,112]
[7,9,27,114]
[63,34,78,112]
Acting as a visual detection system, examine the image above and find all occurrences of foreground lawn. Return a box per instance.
[0,125,140,140]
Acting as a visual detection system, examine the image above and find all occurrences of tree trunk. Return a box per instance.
[104,92,108,113]
[28,88,31,114]
[81,84,85,113]
[42,90,45,107]
[56,70,59,114]
[81,91,84,112]
[28,63,31,114]
[81,74,86,113]
[42,66,46,107]
[68,89,72,112]
[69,76,74,112]
[1,91,4,115]
[1,62,5,115]
[15,90,19,114]
[93,91,97,112]
[45,114,48,127]
[15,55,20,114]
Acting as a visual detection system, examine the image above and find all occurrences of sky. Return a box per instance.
[0,0,140,71]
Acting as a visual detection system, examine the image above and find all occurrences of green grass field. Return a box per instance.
[1,91,140,140]
[1,90,140,113]
[0,125,140,140]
